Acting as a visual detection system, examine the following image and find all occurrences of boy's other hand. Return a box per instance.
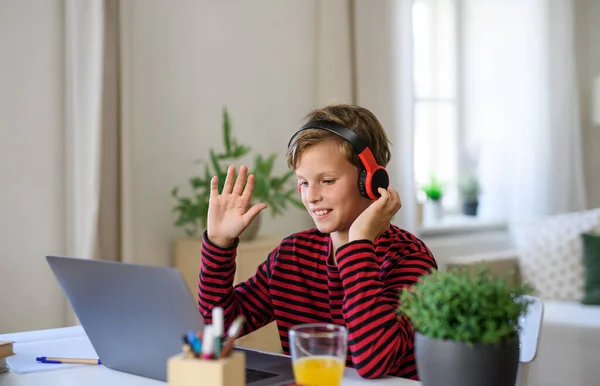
[206,165,268,248]
[348,186,402,243]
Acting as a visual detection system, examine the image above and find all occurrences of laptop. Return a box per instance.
[46,255,296,385]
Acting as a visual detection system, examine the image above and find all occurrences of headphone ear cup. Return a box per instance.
[358,168,370,199]
[360,167,390,200]
[371,168,390,197]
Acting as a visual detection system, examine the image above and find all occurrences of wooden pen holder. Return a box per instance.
[167,351,245,386]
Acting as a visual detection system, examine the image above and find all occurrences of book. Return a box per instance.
[0,341,15,374]
[0,340,14,359]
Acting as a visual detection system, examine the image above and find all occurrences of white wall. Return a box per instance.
[121,0,320,267]
[0,0,66,333]
[575,0,600,209]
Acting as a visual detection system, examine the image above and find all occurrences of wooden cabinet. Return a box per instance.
[172,236,283,353]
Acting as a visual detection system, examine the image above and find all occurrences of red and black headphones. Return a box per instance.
[287,120,389,200]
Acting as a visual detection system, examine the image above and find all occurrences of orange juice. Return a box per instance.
[292,355,345,386]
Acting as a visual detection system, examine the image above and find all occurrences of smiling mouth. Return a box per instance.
[313,209,331,216]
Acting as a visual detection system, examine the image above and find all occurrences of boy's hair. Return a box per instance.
[286,104,392,170]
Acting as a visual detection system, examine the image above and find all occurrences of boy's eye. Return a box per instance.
[299,181,309,187]
[323,179,335,185]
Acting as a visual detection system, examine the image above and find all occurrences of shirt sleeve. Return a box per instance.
[335,239,436,379]
[197,231,276,336]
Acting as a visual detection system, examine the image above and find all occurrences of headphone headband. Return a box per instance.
[287,120,367,153]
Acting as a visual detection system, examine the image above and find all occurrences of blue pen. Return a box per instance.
[187,330,202,354]
[36,356,102,365]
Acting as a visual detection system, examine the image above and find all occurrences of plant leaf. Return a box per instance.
[209,149,223,177]
[233,144,251,158]
[397,267,534,345]
[190,177,204,189]
[223,106,231,154]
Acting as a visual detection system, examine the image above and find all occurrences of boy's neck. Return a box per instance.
[330,232,348,256]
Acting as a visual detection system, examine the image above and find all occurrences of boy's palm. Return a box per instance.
[207,165,268,247]
[349,187,402,243]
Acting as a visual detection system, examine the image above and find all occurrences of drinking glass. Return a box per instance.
[289,323,348,386]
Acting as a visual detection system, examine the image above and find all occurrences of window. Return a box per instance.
[412,0,460,210]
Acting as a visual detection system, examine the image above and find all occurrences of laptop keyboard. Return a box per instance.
[246,368,279,384]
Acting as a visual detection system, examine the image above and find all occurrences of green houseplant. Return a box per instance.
[458,173,481,216]
[421,174,444,202]
[171,107,303,239]
[397,267,533,386]
[420,174,444,223]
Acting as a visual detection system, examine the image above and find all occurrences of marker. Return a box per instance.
[36,357,102,365]
[213,307,224,358]
[201,325,214,360]
[218,316,245,359]
[187,330,201,356]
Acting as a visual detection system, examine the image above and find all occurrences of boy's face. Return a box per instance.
[295,139,371,235]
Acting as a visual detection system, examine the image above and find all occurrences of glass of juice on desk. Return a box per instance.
[289,323,347,386]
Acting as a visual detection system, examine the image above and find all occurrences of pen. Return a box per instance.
[218,316,245,359]
[36,356,102,365]
[213,307,224,358]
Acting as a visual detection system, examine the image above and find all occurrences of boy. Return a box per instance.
[198,104,437,380]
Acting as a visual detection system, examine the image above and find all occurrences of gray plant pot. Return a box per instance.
[415,332,519,386]
[462,201,478,216]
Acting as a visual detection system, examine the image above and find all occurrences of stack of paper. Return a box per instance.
[7,335,98,374]
[1,325,97,374]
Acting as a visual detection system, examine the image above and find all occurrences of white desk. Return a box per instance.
[0,327,419,386]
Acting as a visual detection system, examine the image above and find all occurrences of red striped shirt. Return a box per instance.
[198,225,437,380]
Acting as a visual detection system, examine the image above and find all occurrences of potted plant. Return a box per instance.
[459,173,481,216]
[171,107,304,240]
[420,175,444,223]
[397,267,533,386]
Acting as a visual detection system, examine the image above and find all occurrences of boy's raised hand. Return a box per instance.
[206,165,268,248]
[349,186,402,243]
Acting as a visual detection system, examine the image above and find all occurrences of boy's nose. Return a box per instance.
[307,186,322,203]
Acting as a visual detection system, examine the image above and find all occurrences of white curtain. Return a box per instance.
[63,0,104,325]
[316,0,418,233]
[98,0,122,263]
[464,0,587,222]
[543,0,587,213]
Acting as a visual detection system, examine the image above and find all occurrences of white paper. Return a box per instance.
[6,335,99,374]
[0,325,85,344]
